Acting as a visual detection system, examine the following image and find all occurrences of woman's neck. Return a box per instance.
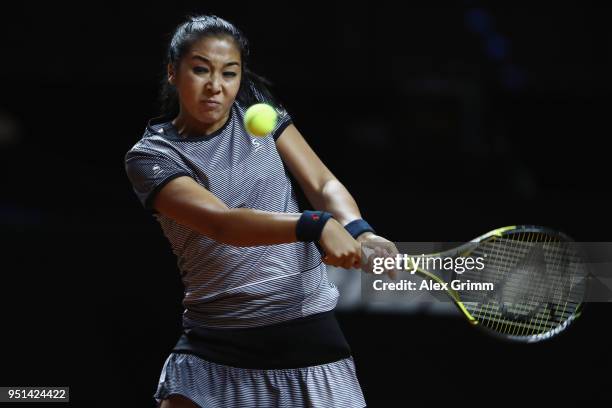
[172,109,230,137]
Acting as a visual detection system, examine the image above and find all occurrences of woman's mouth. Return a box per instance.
[201,100,221,110]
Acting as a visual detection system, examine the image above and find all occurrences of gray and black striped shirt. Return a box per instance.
[125,102,339,329]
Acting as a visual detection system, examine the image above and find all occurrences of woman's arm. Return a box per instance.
[276,124,400,277]
[153,176,300,246]
[153,175,361,268]
[275,124,362,226]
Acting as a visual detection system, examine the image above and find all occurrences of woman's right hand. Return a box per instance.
[318,218,362,269]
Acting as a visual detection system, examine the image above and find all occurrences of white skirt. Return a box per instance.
[154,352,366,408]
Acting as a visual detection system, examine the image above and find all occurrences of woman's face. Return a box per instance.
[169,35,242,133]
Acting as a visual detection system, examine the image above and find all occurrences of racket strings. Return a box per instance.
[456,232,585,337]
[497,238,583,336]
[489,235,580,336]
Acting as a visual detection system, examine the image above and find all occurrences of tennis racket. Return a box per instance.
[363,225,588,343]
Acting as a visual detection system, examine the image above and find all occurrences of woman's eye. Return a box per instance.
[223,72,237,77]
[193,67,209,74]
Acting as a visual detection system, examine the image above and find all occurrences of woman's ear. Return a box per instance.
[167,63,176,85]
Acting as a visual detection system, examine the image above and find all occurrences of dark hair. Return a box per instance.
[159,15,279,117]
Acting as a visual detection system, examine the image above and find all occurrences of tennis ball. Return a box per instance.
[244,103,278,137]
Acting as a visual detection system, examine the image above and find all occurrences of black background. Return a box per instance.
[1,2,610,406]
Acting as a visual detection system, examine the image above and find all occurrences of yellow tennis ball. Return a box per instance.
[244,103,278,137]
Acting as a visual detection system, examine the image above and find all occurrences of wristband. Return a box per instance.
[296,211,333,242]
[344,219,375,239]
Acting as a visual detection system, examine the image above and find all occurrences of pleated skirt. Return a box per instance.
[154,352,366,407]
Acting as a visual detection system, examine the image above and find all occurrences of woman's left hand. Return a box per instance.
[356,232,400,280]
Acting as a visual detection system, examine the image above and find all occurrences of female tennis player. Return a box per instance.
[125,14,397,408]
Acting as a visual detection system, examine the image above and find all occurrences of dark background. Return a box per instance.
[1,2,610,406]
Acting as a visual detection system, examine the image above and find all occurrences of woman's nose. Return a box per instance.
[205,75,221,93]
